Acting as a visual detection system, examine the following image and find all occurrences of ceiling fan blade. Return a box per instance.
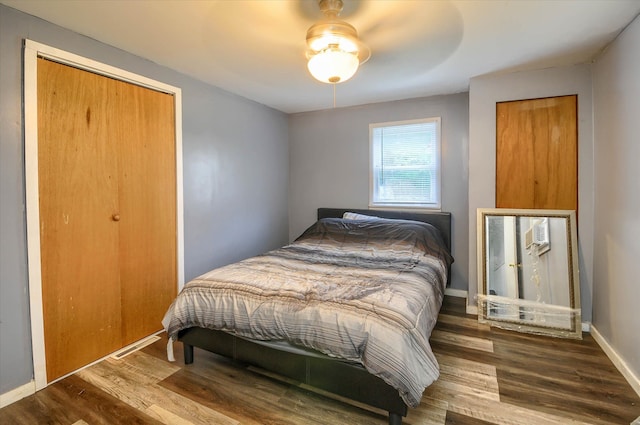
[356,1,463,54]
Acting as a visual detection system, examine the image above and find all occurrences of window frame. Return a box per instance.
[368,117,442,210]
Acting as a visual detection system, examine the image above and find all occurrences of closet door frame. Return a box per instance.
[23,39,185,390]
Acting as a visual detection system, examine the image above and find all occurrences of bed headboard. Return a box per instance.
[317,208,452,252]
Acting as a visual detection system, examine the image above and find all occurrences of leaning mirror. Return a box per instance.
[477,208,581,339]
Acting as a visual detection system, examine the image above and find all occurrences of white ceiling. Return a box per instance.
[3,0,640,113]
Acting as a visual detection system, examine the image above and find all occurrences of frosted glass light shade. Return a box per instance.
[307,48,359,84]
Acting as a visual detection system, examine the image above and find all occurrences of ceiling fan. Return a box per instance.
[304,0,371,84]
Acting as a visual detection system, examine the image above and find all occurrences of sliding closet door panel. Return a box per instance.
[38,58,122,381]
[531,96,578,210]
[495,102,536,208]
[496,95,577,211]
[117,83,177,345]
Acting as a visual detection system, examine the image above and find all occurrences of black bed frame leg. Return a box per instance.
[183,343,194,364]
[389,412,402,425]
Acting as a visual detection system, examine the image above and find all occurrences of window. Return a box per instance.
[369,117,441,209]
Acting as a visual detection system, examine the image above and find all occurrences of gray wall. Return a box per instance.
[0,4,289,394]
[288,93,470,291]
[468,64,594,321]
[592,14,640,380]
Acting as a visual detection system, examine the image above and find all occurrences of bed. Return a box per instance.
[162,208,453,424]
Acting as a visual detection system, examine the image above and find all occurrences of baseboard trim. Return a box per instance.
[0,380,36,408]
[581,322,591,332]
[466,304,478,315]
[444,288,467,298]
[443,288,478,315]
[591,325,640,398]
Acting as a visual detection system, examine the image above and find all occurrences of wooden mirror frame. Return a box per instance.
[476,208,582,339]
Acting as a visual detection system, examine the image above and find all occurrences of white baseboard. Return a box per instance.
[590,325,640,398]
[443,288,478,314]
[444,288,467,298]
[0,380,36,408]
[581,322,591,332]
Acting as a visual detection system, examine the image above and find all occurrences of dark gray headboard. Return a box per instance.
[317,208,452,252]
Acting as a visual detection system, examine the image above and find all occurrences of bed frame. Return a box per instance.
[178,208,452,425]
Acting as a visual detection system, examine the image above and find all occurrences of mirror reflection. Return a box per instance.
[477,209,581,339]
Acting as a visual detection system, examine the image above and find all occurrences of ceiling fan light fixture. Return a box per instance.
[305,0,370,84]
[307,20,359,53]
[307,46,359,84]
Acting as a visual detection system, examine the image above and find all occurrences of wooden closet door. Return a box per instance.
[116,80,177,345]
[38,58,123,381]
[496,95,578,211]
[38,58,177,381]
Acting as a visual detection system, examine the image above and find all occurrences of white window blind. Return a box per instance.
[370,117,441,209]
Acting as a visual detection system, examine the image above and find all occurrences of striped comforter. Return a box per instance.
[163,217,453,407]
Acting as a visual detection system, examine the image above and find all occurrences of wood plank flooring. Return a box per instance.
[2,296,639,424]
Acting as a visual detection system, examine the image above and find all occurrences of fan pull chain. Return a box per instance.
[333,83,336,108]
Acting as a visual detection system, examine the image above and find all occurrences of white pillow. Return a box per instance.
[342,212,382,221]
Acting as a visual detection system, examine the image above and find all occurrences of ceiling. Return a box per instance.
[3,0,640,113]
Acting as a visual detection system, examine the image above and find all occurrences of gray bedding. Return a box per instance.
[163,217,453,407]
